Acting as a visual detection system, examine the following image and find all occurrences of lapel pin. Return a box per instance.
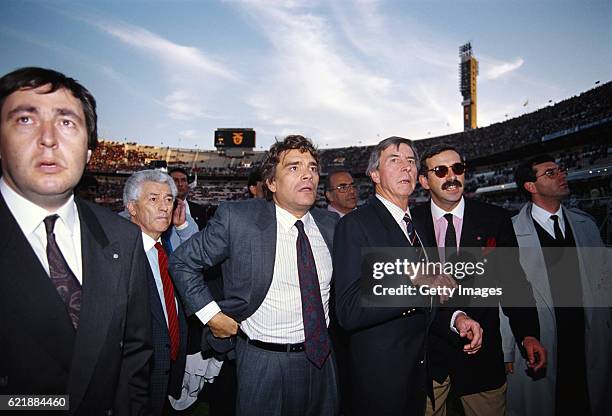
[113,253,119,259]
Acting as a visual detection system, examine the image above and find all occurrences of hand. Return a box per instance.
[173,199,186,227]
[454,313,483,354]
[505,362,514,374]
[208,312,239,338]
[523,336,547,372]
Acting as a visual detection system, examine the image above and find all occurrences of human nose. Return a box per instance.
[38,120,58,149]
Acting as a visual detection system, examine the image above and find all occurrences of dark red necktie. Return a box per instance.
[155,242,180,361]
[43,215,81,329]
[295,220,330,368]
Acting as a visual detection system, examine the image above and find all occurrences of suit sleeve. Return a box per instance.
[497,212,540,344]
[333,215,423,331]
[169,202,231,316]
[116,231,153,415]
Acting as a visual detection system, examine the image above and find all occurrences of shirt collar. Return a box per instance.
[531,202,564,224]
[431,197,465,221]
[1,176,78,236]
[141,231,160,252]
[376,194,411,224]
[275,203,313,233]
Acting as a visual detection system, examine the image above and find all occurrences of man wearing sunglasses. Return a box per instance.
[325,170,358,218]
[502,154,611,416]
[413,144,545,416]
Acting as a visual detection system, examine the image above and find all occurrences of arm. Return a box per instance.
[169,203,237,337]
[169,211,199,248]
[116,232,153,415]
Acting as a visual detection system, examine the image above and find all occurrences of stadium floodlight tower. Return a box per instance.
[459,42,479,131]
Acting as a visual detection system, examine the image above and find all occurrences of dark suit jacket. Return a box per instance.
[147,246,188,416]
[333,197,445,416]
[169,198,338,355]
[0,195,152,416]
[187,200,210,231]
[411,199,540,396]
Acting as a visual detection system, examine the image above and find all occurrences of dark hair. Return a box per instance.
[514,154,556,199]
[366,136,418,177]
[418,143,464,176]
[247,168,262,188]
[168,167,189,178]
[261,135,319,200]
[0,67,98,150]
[324,169,351,192]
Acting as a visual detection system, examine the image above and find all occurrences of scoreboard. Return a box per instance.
[214,128,256,148]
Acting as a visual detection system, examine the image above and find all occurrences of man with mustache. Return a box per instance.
[0,67,151,415]
[333,137,483,416]
[501,154,612,415]
[169,135,340,415]
[124,169,195,416]
[412,144,545,416]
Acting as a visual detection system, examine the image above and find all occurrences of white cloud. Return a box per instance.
[482,57,524,80]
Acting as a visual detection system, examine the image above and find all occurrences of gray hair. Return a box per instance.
[123,169,178,207]
[366,136,419,177]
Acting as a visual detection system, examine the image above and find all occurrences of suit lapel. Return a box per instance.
[458,200,479,247]
[254,201,277,302]
[311,208,335,253]
[66,199,121,409]
[369,197,412,246]
[0,194,76,371]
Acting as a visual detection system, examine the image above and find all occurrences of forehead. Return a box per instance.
[426,150,461,167]
[533,161,558,173]
[140,181,171,196]
[329,171,352,185]
[1,85,84,119]
[170,171,187,180]
[279,148,317,165]
[381,143,414,158]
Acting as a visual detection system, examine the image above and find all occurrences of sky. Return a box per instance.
[1,0,610,151]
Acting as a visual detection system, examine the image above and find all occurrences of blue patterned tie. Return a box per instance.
[295,220,330,368]
[44,215,82,329]
[403,214,417,246]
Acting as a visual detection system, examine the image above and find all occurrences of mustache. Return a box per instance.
[441,180,463,190]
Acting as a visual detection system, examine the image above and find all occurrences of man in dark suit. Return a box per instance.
[169,167,209,230]
[170,135,339,416]
[333,136,483,416]
[0,67,151,415]
[413,143,546,416]
[124,169,193,416]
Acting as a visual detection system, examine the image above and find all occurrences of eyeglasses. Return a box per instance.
[535,166,567,179]
[427,162,466,178]
[333,183,357,193]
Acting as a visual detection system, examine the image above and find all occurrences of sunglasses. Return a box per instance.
[535,166,567,179]
[427,162,466,178]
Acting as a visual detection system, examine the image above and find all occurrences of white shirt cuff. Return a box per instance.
[175,221,189,231]
[195,301,222,325]
[450,310,466,334]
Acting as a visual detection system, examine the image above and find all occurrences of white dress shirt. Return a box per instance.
[142,232,178,325]
[531,203,565,239]
[240,205,333,343]
[1,177,83,283]
[195,204,333,344]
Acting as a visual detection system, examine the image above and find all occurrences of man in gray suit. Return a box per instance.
[501,154,611,416]
[169,135,339,416]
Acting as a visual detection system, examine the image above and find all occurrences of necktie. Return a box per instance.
[295,220,330,368]
[444,213,457,261]
[550,215,563,241]
[403,214,417,246]
[43,215,81,329]
[155,242,180,361]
